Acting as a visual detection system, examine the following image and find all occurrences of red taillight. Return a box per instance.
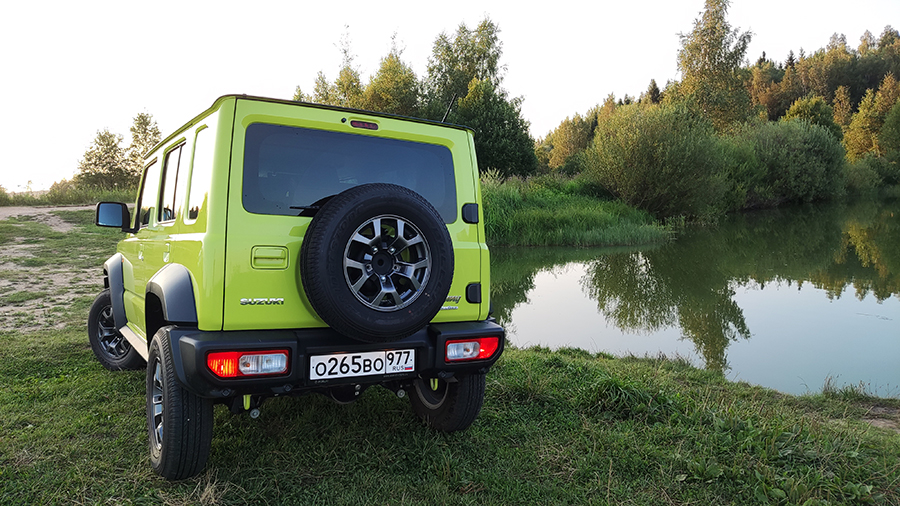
[207,350,289,378]
[445,337,500,362]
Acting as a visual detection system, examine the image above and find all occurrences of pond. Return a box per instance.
[491,199,900,397]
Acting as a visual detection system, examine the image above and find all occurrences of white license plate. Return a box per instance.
[309,349,415,380]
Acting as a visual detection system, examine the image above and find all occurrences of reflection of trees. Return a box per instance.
[582,246,750,372]
[816,201,900,302]
[491,199,900,372]
[490,246,647,326]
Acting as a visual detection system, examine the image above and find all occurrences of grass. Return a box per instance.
[2,211,900,505]
[481,172,672,247]
[0,185,135,207]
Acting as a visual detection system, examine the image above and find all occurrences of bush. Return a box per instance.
[844,155,884,195]
[716,133,765,210]
[741,120,846,206]
[582,103,726,219]
[0,186,11,206]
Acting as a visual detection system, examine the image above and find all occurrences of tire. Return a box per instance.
[409,374,486,432]
[87,289,144,371]
[147,327,214,480]
[300,183,454,343]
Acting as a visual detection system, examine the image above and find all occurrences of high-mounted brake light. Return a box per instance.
[350,120,378,130]
[207,350,289,378]
[445,337,499,362]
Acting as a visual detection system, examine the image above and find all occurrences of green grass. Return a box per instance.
[2,211,899,505]
[0,185,136,207]
[482,173,672,247]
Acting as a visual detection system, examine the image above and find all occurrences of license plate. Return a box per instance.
[309,349,415,380]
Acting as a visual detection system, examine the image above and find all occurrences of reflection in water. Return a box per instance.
[492,200,900,390]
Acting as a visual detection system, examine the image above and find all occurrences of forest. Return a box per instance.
[296,0,900,223]
[11,0,900,227]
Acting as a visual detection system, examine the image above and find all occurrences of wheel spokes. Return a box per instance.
[343,214,431,311]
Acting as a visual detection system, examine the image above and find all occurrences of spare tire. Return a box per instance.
[300,183,454,343]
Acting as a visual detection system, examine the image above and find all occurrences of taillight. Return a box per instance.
[207,350,289,378]
[445,337,500,362]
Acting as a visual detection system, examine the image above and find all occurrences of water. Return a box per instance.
[491,199,900,397]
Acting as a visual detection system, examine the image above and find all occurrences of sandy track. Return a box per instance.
[0,205,96,232]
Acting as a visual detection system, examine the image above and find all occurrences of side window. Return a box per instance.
[138,161,160,228]
[159,144,184,222]
[187,126,212,222]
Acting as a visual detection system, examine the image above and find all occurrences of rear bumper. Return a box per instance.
[166,320,505,398]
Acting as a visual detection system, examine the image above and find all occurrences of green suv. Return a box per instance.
[91,95,504,480]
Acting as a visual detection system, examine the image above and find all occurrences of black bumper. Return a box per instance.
[167,320,505,398]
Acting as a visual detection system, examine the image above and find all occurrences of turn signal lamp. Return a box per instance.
[207,350,289,378]
[445,337,499,362]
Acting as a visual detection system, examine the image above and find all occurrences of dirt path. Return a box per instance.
[0,205,101,332]
[0,205,96,232]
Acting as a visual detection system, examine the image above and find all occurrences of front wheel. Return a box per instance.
[87,289,144,371]
[147,327,213,480]
[409,374,486,432]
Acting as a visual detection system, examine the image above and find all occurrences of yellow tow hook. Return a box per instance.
[243,394,251,411]
[430,378,439,391]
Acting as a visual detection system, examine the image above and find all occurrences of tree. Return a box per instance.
[676,0,752,130]
[448,79,536,177]
[307,32,365,109]
[546,114,593,169]
[832,85,854,129]
[643,79,661,104]
[422,18,505,119]
[844,73,900,159]
[859,30,877,56]
[126,112,160,184]
[362,42,420,116]
[783,95,842,139]
[75,130,129,189]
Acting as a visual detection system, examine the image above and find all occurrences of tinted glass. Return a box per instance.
[139,161,160,228]
[159,145,183,222]
[242,123,457,222]
[188,126,213,221]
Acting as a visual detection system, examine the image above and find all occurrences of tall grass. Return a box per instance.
[481,172,671,247]
[0,183,135,207]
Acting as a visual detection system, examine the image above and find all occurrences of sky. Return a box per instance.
[1,0,897,192]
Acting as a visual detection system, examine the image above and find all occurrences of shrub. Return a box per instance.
[741,120,846,205]
[844,155,884,194]
[783,95,842,140]
[582,103,726,219]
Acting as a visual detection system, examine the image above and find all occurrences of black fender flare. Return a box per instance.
[147,264,198,324]
[103,253,128,330]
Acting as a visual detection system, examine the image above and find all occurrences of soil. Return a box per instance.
[0,205,101,332]
[0,205,95,232]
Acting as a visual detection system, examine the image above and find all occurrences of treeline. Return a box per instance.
[538,1,900,219]
[0,112,162,206]
[292,21,537,177]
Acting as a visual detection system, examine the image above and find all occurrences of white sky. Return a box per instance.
[1,0,896,191]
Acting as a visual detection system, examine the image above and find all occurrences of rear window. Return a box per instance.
[242,123,457,222]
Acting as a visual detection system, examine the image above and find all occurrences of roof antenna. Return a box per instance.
[441,93,458,123]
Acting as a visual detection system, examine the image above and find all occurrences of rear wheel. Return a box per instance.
[87,289,144,370]
[147,327,213,480]
[409,374,486,432]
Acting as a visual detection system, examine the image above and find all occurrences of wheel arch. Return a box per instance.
[146,263,199,328]
[103,253,128,330]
